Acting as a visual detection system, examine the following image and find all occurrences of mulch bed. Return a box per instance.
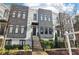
[2,51,32,55]
[16,51,32,55]
[46,49,79,55]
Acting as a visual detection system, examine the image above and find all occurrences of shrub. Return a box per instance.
[23,44,30,51]
[0,48,5,54]
[41,40,54,49]
[5,45,12,50]
[12,45,19,49]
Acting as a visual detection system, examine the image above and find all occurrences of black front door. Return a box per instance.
[33,27,36,35]
[19,40,25,49]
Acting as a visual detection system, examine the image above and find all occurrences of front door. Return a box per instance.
[19,40,25,49]
[33,26,36,35]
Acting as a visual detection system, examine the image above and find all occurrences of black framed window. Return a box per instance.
[49,28,52,34]
[19,40,26,46]
[45,27,48,34]
[33,14,37,20]
[6,39,12,45]
[40,27,43,34]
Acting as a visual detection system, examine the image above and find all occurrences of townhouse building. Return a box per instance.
[56,12,76,47]
[5,4,53,48]
[74,14,79,43]
[0,4,10,48]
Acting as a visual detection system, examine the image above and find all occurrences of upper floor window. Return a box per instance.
[33,14,37,20]
[21,26,25,34]
[45,15,47,21]
[9,25,13,33]
[43,14,45,21]
[22,12,26,19]
[15,25,19,33]
[48,16,51,21]
[12,11,16,18]
[17,11,21,18]
[40,14,43,20]
[4,9,9,18]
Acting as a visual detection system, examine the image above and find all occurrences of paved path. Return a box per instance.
[32,36,48,55]
[32,36,43,51]
[32,51,48,55]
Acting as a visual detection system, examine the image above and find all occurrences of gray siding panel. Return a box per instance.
[7,4,29,38]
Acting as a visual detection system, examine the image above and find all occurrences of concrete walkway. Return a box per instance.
[32,36,48,55]
[32,51,48,55]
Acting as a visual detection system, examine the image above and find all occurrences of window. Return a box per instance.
[22,12,26,19]
[6,40,12,45]
[21,26,24,34]
[15,25,19,33]
[19,40,26,46]
[45,15,47,21]
[33,14,37,20]
[9,25,13,33]
[48,16,51,21]
[4,9,9,18]
[40,27,43,34]
[12,11,16,17]
[49,28,52,34]
[40,14,43,20]
[46,16,48,21]
[43,14,45,20]
[45,27,48,34]
[17,11,21,18]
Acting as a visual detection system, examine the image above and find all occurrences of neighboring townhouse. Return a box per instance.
[5,4,30,49]
[56,12,76,47]
[38,9,53,39]
[5,4,53,49]
[74,14,79,43]
[0,3,10,48]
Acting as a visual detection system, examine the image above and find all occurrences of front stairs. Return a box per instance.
[32,36,43,51]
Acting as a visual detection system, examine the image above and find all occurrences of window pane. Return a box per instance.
[33,14,37,20]
[9,25,13,33]
[6,40,12,45]
[49,28,52,34]
[15,25,19,33]
[40,14,43,20]
[22,12,26,19]
[21,26,24,33]
[45,27,48,34]
[12,11,16,17]
[40,27,43,34]
[17,11,21,18]
[43,14,45,20]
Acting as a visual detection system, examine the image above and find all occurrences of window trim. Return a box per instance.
[12,11,16,18]
[17,11,21,18]
[21,26,25,34]
[9,25,13,33]
[15,25,19,33]
[22,12,26,19]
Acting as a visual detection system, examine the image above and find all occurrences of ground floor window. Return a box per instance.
[5,39,12,45]
[40,27,43,34]
[45,27,48,34]
[19,40,26,46]
[49,28,52,34]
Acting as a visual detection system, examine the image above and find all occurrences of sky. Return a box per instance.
[23,3,79,15]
